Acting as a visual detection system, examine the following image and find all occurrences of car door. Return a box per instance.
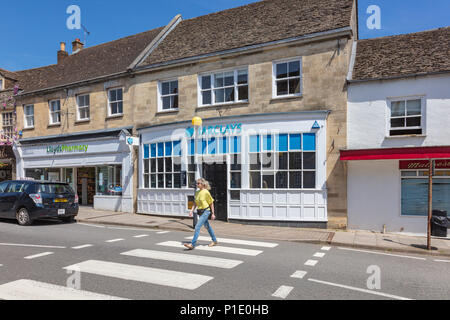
[3,182,25,218]
[0,181,10,218]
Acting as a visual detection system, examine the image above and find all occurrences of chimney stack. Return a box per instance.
[57,42,68,63]
[72,38,84,53]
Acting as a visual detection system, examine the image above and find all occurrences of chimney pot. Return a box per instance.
[72,38,84,53]
[57,42,68,63]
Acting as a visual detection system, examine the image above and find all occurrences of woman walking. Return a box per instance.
[184,178,218,250]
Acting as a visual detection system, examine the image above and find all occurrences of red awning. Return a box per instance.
[340,146,450,161]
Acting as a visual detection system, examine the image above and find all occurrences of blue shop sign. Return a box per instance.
[186,123,242,138]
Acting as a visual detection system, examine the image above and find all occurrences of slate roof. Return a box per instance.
[352,27,450,81]
[0,68,18,81]
[141,0,354,67]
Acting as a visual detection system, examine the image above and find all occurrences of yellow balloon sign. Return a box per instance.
[192,117,202,126]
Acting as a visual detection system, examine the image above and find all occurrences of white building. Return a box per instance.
[343,27,450,235]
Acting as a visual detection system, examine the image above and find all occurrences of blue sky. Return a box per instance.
[1,0,449,71]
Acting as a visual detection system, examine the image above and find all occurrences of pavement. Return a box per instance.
[75,206,450,258]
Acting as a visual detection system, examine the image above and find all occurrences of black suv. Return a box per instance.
[0,180,79,226]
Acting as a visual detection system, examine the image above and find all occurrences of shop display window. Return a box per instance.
[96,165,122,196]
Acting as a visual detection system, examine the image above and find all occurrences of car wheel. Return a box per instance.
[17,208,32,226]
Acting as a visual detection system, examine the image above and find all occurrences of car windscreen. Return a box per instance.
[37,184,74,194]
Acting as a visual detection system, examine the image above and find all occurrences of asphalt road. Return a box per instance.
[0,218,449,301]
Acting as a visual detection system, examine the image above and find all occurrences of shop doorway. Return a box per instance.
[202,162,227,221]
[77,167,96,206]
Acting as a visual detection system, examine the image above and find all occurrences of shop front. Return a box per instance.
[14,127,134,213]
[138,111,329,227]
[342,146,450,235]
[0,145,15,182]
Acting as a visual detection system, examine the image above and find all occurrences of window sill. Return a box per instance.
[196,101,249,110]
[75,119,90,124]
[22,126,35,131]
[385,134,427,139]
[156,109,179,115]
[270,95,303,103]
[106,114,124,120]
[47,123,61,128]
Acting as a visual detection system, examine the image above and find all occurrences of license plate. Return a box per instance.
[58,209,65,215]
[54,199,68,203]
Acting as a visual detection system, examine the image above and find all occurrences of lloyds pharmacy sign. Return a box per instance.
[186,123,242,138]
[47,144,89,154]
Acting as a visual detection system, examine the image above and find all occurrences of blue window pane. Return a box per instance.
[165,142,172,156]
[277,134,288,152]
[303,133,316,151]
[144,145,150,159]
[289,134,301,151]
[189,140,195,155]
[250,135,260,153]
[158,143,164,157]
[173,140,181,156]
[232,136,241,154]
[263,135,273,151]
[150,144,157,158]
[219,137,228,154]
[208,138,217,155]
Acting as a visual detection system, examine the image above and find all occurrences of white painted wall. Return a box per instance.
[348,74,450,149]
[347,160,427,235]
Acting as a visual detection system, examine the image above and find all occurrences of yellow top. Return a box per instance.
[195,189,214,210]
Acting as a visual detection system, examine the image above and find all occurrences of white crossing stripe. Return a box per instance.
[313,252,326,258]
[121,249,243,269]
[304,259,318,266]
[272,286,294,299]
[308,278,412,300]
[157,231,170,234]
[291,271,308,279]
[24,252,54,260]
[133,235,149,238]
[321,246,331,251]
[72,244,93,250]
[186,236,278,248]
[0,279,127,300]
[158,241,263,256]
[105,239,124,243]
[63,260,213,290]
[434,259,450,263]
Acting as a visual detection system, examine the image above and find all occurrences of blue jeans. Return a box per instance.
[191,210,217,247]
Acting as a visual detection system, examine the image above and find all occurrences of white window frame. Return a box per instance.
[157,79,179,112]
[272,57,303,99]
[49,99,61,125]
[24,104,34,128]
[198,67,249,107]
[76,94,90,121]
[387,96,425,137]
[2,112,14,139]
[107,88,123,116]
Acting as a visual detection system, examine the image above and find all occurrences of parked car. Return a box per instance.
[0,180,79,226]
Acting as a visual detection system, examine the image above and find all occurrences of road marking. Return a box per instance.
[72,244,93,250]
[106,226,154,232]
[0,243,66,249]
[308,278,412,300]
[0,279,127,300]
[313,252,326,258]
[24,252,54,260]
[121,249,243,269]
[76,223,106,228]
[434,259,450,263]
[321,246,331,251]
[158,241,263,256]
[105,239,124,243]
[272,286,294,299]
[186,236,278,248]
[133,235,149,238]
[157,231,170,234]
[63,260,213,290]
[338,247,427,260]
[291,271,308,279]
[304,259,318,266]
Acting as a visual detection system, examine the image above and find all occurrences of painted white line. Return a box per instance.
[76,223,106,228]
[105,239,124,243]
[308,278,412,300]
[133,235,149,238]
[121,249,243,269]
[0,264,3,267]
[186,236,278,248]
[338,247,427,260]
[434,259,450,263]
[157,231,170,234]
[106,226,154,232]
[291,271,308,279]
[313,252,326,258]
[158,241,263,256]
[0,279,127,300]
[304,259,318,266]
[0,243,66,249]
[321,246,331,251]
[24,252,54,260]
[72,244,93,250]
[272,286,294,299]
[63,260,213,290]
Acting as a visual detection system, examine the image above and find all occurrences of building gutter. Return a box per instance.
[346,40,357,81]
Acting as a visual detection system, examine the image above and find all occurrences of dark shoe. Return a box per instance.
[184,243,194,250]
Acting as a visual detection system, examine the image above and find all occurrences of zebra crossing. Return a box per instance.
[0,234,279,300]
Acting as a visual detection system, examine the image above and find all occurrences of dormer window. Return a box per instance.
[0,78,3,91]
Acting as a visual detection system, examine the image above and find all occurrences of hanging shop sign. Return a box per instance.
[185,123,242,138]
[399,159,450,170]
[47,144,89,154]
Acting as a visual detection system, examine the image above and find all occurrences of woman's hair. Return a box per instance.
[197,178,211,191]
